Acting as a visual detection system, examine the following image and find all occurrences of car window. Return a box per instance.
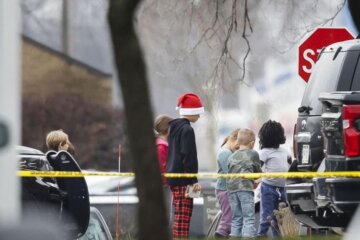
[300,51,346,116]
[350,53,360,91]
[78,212,109,240]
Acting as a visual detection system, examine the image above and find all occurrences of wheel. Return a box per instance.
[206,211,222,238]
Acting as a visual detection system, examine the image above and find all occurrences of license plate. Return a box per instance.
[302,144,310,164]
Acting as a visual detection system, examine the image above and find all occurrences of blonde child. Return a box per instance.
[154,115,174,183]
[214,128,240,238]
[46,129,72,153]
[154,115,174,230]
[227,128,262,238]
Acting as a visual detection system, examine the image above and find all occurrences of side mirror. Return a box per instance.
[0,122,9,148]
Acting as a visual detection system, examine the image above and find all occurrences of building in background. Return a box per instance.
[23,36,112,104]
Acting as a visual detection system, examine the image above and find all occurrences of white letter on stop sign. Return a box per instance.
[302,49,316,74]
[302,48,322,74]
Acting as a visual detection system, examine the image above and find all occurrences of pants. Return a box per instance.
[215,189,232,236]
[257,182,286,237]
[164,186,172,226]
[170,185,193,238]
[229,191,256,238]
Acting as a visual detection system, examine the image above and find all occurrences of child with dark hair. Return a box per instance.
[214,128,240,238]
[257,120,290,237]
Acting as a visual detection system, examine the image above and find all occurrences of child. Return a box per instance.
[166,92,204,238]
[214,128,240,238]
[154,114,174,228]
[46,129,71,152]
[257,120,290,237]
[154,114,174,184]
[227,128,262,238]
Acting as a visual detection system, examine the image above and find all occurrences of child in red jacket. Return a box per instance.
[154,115,174,229]
[154,115,174,185]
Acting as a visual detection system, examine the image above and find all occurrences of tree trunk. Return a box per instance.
[108,1,169,240]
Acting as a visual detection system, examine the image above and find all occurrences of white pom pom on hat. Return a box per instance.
[176,93,204,115]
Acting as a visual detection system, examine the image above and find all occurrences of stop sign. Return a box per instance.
[298,28,354,82]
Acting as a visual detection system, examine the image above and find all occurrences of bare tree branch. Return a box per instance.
[21,1,49,34]
[240,0,252,81]
[273,0,346,54]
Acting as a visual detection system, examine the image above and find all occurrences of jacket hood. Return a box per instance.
[169,118,190,135]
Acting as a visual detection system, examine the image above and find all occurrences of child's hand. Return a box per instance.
[185,184,201,198]
[253,179,260,189]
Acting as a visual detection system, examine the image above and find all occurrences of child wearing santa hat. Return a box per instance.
[166,92,204,238]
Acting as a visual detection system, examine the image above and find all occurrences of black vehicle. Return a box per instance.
[317,91,360,225]
[288,39,360,228]
[19,146,90,239]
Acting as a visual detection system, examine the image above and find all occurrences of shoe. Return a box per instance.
[214,232,228,238]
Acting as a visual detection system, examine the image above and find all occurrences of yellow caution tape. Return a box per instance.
[17,170,360,178]
[19,171,134,178]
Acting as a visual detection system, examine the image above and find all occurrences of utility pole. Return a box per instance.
[62,0,70,55]
[0,0,21,226]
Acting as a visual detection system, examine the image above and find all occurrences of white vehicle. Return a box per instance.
[85,174,217,238]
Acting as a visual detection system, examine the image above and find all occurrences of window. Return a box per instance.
[300,51,346,116]
[78,211,109,240]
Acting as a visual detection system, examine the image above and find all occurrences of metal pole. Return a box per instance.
[118,144,122,172]
[115,144,122,239]
[0,0,21,226]
[62,0,69,55]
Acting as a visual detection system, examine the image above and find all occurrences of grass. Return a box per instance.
[192,238,341,240]
[115,236,342,240]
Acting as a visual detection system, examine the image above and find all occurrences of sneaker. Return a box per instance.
[214,232,228,238]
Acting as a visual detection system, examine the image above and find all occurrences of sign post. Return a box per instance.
[298,28,354,82]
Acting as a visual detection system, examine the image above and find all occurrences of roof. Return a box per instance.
[21,0,113,77]
[23,35,112,77]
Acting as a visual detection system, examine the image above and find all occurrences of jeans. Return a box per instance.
[215,189,232,236]
[257,182,286,237]
[229,191,256,238]
[164,186,172,226]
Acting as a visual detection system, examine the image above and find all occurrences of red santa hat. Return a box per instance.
[176,93,204,115]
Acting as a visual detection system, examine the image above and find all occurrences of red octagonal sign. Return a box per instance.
[298,28,354,82]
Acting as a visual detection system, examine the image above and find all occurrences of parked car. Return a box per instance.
[86,174,217,238]
[288,39,360,228]
[78,207,113,240]
[18,146,90,239]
